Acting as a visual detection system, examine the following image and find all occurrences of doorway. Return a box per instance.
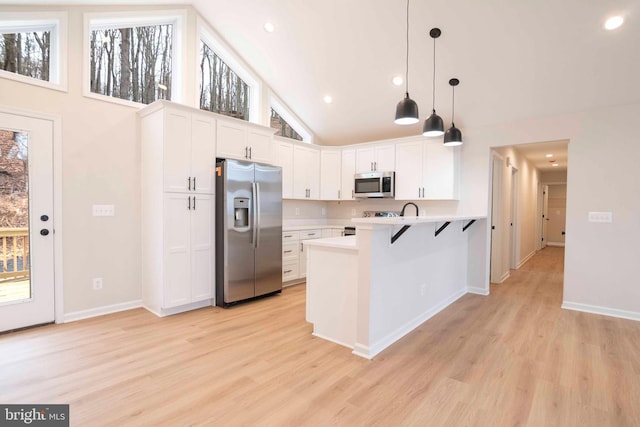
[0,109,58,332]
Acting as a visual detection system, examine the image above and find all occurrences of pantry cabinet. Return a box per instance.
[139,101,216,316]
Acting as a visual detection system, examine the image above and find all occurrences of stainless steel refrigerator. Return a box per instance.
[215,159,282,307]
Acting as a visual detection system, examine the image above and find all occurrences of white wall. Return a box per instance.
[458,102,640,318]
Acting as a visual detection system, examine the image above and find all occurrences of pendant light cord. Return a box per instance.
[451,84,455,125]
[432,36,436,112]
[405,0,410,96]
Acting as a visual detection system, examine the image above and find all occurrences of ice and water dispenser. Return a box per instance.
[233,197,250,229]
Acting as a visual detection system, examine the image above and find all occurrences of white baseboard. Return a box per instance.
[497,271,510,283]
[467,287,490,296]
[562,301,640,322]
[547,242,565,247]
[517,250,536,269]
[353,288,467,360]
[144,299,213,317]
[312,332,353,350]
[64,300,142,323]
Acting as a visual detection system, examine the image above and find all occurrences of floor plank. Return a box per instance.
[1,247,640,426]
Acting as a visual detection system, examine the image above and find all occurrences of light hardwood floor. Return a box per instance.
[2,247,640,426]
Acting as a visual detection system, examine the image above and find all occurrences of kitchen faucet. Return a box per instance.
[400,202,419,217]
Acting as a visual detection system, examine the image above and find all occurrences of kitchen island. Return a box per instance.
[305,215,487,359]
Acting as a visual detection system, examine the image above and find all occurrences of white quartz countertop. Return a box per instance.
[283,223,352,232]
[351,215,486,225]
[302,235,358,250]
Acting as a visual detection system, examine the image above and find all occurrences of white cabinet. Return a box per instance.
[293,145,320,199]
[320,149,342,200]
[163,109,216,194]
[341,149,356,200]
[216,119,273,164]
[163,193,214,308]
[395,139,459,200]
[356,144,395,173]
[281,228,325,283]
[275,140,294,198]
[139,101,216,316]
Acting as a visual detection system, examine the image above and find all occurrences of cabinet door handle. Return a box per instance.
[245,146,248,158]
[300,242,304,252]
[338,189,341,199]
[193,196,196,210]
[188,177,191,191]
[352,190,354,198]
[374,161,377,171]
[370,162,373,171]
[249,146,252,159]
[193,177,196,191]
[188,196,191,210]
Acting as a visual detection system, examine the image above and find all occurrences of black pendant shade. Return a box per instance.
[395,93,419,125]
[443,78,463,146]
[423,110,444,137]
[394,0,419,125]
[422,28,444,137]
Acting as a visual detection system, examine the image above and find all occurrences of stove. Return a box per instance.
[362,211,401,218]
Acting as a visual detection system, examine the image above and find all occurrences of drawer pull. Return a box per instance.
[284,250,293,253]
[308,233,316,236]
[284,270,293,274]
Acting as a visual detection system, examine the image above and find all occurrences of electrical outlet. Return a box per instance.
[420,283,427,296]
[93,204,115,217]
[92,277,103,290]
[295,207,300,216]
[351,209,356,216]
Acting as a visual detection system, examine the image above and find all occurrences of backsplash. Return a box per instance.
[327,199,459,219]
[283,199,328,220]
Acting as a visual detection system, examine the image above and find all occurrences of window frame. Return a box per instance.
[83,9,186,108]
[0,11,68,92]
[270,94,313,143]
[197,17,261,123]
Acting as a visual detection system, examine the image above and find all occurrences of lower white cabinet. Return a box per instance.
[282,228,337,283]
[143,192,214,315]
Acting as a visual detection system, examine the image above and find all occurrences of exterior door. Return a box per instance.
[0,112,54,332]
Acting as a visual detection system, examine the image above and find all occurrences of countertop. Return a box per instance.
[302,235,358,250]
[351,215,486,225]
[282,223,352,232]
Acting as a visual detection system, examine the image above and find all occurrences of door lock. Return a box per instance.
[40,229,50,236]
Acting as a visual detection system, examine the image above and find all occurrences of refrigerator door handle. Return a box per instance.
[255,181,261,248]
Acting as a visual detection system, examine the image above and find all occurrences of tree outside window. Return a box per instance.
[270,108,303,141]
[199,41,250,121]
[89,24,173,104]
[0,31,51,82]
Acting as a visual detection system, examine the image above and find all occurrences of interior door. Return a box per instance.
[541,185,549,248]
[0,112,54,332]
[490,155,503,283]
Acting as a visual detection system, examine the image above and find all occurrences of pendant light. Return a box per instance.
[394,0,419,125]
[423,28,444,136]
[444,78,463,146]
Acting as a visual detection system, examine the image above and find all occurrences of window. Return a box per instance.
[0,12,67,91]
[198,20,260,122]
[85,11,184,105]
[270,108,303,141]
[199,41,250,120]
[270,96,312,143]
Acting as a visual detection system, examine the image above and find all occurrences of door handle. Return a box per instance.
[40,215,49,222]
[40,229,49,236]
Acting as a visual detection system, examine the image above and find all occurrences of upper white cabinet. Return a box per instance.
[162,109,216,194]
[320,149,341,200]
[293,145,320,199]
[217,119,274,164]
[274,139,294,199]
[395,139,459,200]
[340,149,356,200]
[356,143,395,173]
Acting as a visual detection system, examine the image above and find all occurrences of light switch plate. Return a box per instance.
[93,204,115,217]
[588,211,612,223]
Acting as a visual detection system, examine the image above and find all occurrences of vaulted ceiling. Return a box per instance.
[10,0,640,150]
[189,0,640,146]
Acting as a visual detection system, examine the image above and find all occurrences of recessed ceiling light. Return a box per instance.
[604,16,624,31]
[552,164,559,167]
[264,22,275,33]
[323,95,333,104]
[545,153,553,158]
[392,76,403,86]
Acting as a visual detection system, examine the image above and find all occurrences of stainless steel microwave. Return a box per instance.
[354,171,395,198]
